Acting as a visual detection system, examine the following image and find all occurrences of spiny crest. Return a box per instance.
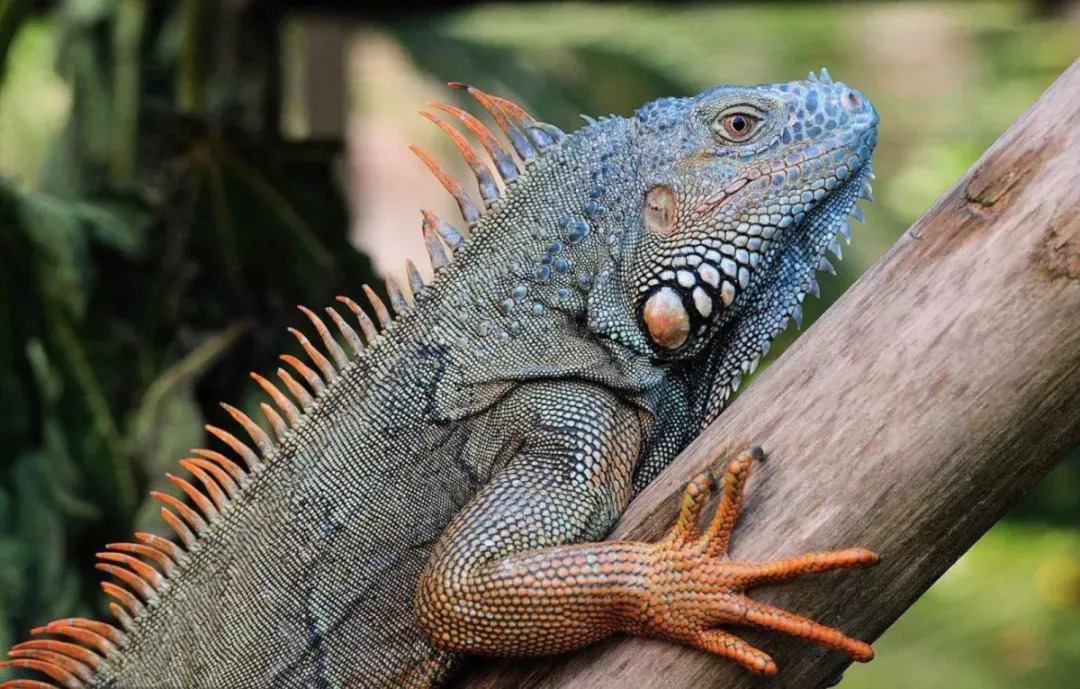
[0,298,410,688]
[0,291,410,687]
[391,83,565,315]
[409,83,565,261]
[0,83,566,688]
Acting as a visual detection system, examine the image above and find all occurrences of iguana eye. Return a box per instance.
[712,109,761,143]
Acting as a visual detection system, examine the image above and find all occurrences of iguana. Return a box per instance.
[1,69,880,688]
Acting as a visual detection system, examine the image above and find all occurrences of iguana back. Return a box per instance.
[89,114,639,686]
[1,74,881,688]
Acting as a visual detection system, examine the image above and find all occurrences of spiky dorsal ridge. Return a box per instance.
[0,300,387,688]
[0,83,567,689]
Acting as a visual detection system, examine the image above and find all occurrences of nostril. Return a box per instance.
[843,90,863,112]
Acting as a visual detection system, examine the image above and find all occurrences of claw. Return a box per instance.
[664,471,715,547]
[741,599,875,662]
[697,446,758,557]
[651,446,878,674]
[698,629,777,676]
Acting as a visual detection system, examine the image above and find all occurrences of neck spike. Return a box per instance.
[336,295,379,344]
[420,110,499,206]
[449,82,537,163]
[406,259,425,295]
[423,226,450,271]
[427,101,519,182]
[421,210,463,253]
[324,307,364,356]
[409,145,481,226]
[361,285,393,328]
[385,275,412,314]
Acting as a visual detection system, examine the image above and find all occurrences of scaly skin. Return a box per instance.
[417,447,877,677]
[1,70,879,688]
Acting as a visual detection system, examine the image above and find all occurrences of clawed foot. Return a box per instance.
[639,446,878,676]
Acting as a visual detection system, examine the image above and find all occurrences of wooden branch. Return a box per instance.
[461,58,1080,689]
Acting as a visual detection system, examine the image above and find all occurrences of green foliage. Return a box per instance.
[0,1,375,672]
[846,523,1080,688]
[0,1,1078,686]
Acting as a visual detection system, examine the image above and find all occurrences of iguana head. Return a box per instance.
[629,72,877,353]
[618,70,878,421]
[406,72,876,425]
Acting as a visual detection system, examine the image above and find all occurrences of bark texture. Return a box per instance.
[461,57,1080,689]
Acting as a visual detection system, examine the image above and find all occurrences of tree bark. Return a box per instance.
[461,58,1080,689]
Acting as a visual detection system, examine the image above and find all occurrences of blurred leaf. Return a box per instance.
[129,322,247,532]
[73,195,153,257]
[0,13,71,186]
[845,523,1080,689]
[25,339,99,521]
[66,0,113,25]
[48,310,135,512]
[14,187,92,319]
[0,0,33,81]
[109,0,145,185]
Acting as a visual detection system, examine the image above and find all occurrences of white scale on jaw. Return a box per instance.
[641,162,874,352]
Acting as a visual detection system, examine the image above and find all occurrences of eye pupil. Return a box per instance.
[717,111,757,141]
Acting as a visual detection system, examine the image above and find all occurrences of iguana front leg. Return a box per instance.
[632,449,877,673]
[416,387,877,679]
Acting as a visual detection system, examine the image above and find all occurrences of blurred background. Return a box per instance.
[0,1,1078,686]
